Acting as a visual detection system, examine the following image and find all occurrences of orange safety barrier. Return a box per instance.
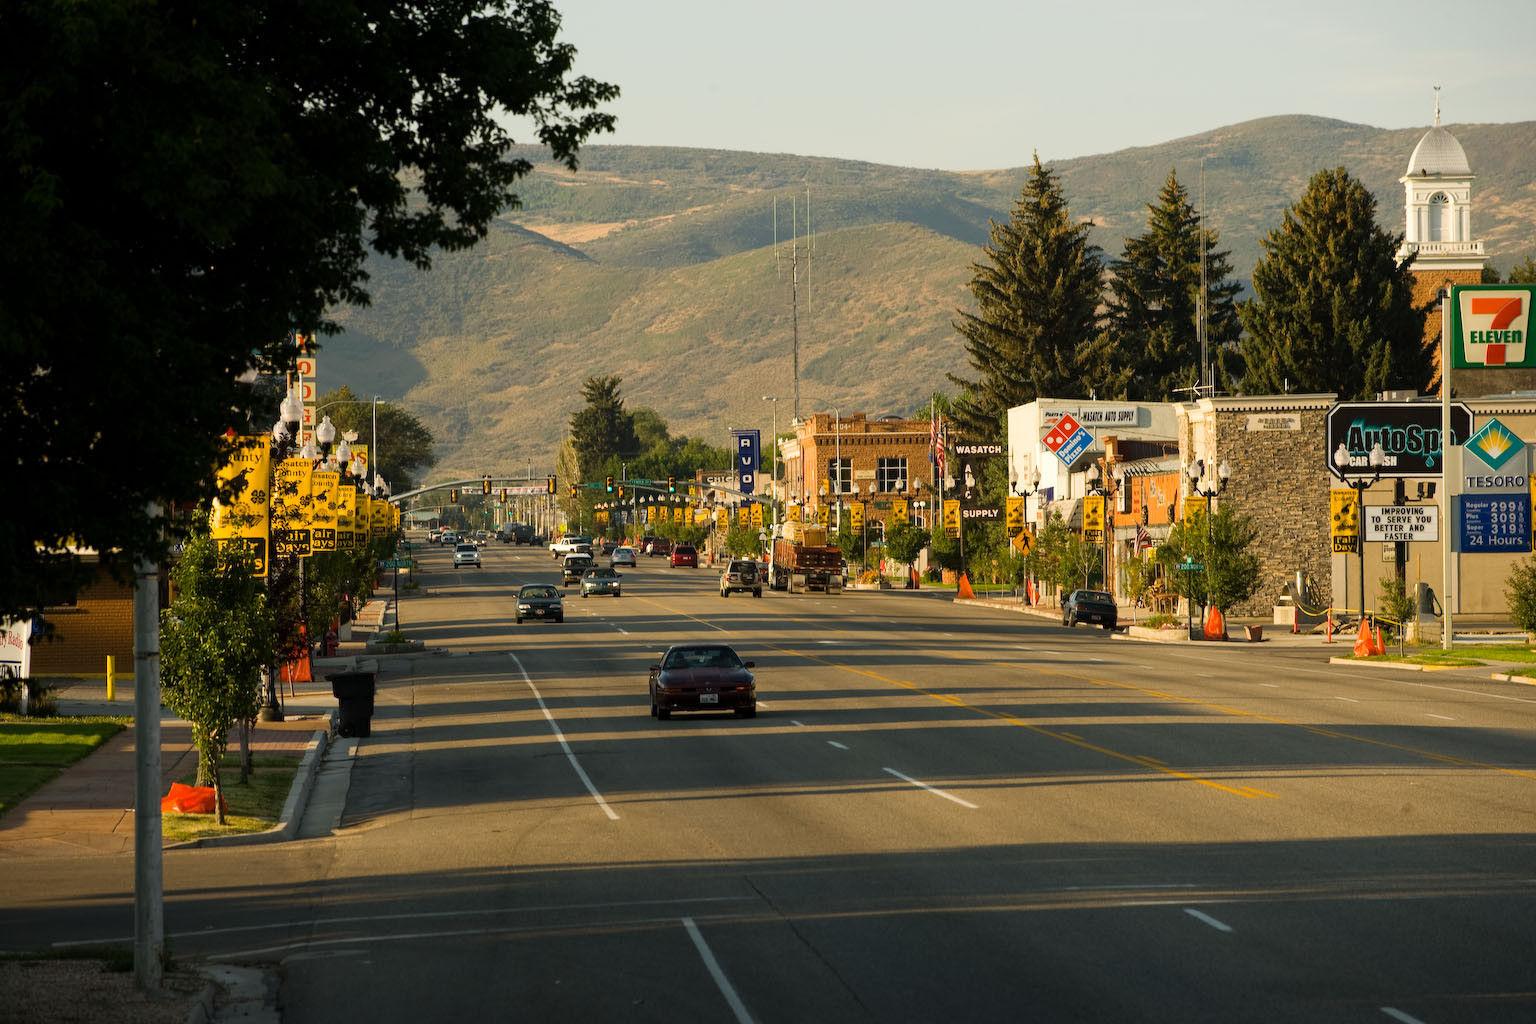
[1324,612,1334,643]
[1203,605,1227,641]
[957,573,976,600]
[161,782,228,816]
[1352,618,1375,657]
[1373,623,1387,656]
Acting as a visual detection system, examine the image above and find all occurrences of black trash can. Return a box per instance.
[327,671,377,738]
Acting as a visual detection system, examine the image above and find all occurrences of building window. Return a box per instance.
[876,457,908,493]
[1428,192,1450,242]
[827,459,850,495]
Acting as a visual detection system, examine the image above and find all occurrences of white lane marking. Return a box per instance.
[682,917,754,1024]
[1197,673,1216,678]
[225,917,687,960]
[1183,908,1233,933]
[882,767,978,809]
[1337,696,1360,703]
[754,699,770,708]
[790,720,805,727]
[942,632,955,637]
[510,653,619,821]
[827,740,849,750]
[53,897,751,948]
[1380,1008,1428,1024]
[1425,713,1455,721]
[616,626,629,635]
[816,640,840,645]
[1260,683,1280,688]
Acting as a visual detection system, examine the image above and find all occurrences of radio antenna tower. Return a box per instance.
[772,186,813,420]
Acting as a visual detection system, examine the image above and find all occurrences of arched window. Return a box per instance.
[1427,192,1451,242]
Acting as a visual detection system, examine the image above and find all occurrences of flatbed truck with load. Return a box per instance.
[769,524,844,594]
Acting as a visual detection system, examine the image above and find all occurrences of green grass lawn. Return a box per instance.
[1352,644,1536,668]
[0,717,126,816]
[161,754,299,844]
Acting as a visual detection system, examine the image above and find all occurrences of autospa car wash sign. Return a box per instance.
[1325,402,1472,480]
[1450,284,1536,370]
[1455,417,1532,553]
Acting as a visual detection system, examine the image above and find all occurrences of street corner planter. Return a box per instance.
[1243,625,1264,642]
[364,639,425,655]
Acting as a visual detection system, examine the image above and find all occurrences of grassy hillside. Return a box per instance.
[326,115,1536,479]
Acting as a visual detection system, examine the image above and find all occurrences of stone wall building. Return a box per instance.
[1178,395,1337,617]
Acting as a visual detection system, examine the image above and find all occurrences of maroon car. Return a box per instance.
[649,644,756,719]
[670,543,698,568]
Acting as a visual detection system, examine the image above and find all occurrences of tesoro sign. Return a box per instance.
[1325,402,1472,480]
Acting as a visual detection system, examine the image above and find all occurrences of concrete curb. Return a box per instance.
[169,727,329,850]
[1328,656,1428,672]
[1489,671,1536,686]
[182,981,217,1024]
[1115,625,1192,644]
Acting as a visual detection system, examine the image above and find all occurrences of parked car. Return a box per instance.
[611,546,637,568]
[515,584,564,624]
[719,559,762,598]
[581,566,623,598]
[427,528,443,545]
[452,543,481,568]
[646,538,673,557]
[670,544,698,568]
[562,553,595,585]
[1062,589,1118,631]
[648,644,756,720]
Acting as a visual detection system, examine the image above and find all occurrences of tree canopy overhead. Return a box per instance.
[1238,167,1428,399]
[948,155,1103,440]
[0,0,616,618]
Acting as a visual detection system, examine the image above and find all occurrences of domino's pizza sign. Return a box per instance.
[1042,413,1093,466]
[731,429,760,495]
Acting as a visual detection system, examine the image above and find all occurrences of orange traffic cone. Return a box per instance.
[1203,605,1227,641]
[1352,617,1374,657]
[957,573,976,600]
[1372,624,1387,656]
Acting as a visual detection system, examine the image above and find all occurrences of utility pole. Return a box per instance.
[133,504,163,992]
[774,189,813,421]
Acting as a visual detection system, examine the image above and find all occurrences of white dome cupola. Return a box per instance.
[1397,88,1484,271]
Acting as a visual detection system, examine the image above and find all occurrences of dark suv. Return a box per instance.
[670,544,698,568]
[1062,589,1118,631]
[719,559,762,598]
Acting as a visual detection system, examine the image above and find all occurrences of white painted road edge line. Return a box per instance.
[682,917,754,1024]
[615,626,629,635]
[827,740,849,750]
[882,767,978,809]
[509,653,619,821]
[1425,713,1455,721]
[1183,908,1233,933]
[790,719,805,728]
[1380,1008,1428,1024]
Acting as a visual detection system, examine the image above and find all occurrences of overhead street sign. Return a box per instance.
[1363,504,1439,543]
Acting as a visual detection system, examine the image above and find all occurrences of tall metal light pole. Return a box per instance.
[133,502,163,992]
[762,395,779,526]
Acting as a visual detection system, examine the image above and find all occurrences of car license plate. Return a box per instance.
[535,609,545,616]
[699,693,718,704]
[1088,613,1101,621]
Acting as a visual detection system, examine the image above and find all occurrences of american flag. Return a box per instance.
[1135,524,1152,553]
[936,417,949,481]
[929,407,938,469]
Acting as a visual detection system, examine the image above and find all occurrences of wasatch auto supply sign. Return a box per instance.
[1325,402,1472,480]
[1450,284,1536,370]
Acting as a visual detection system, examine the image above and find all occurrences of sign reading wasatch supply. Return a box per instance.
[1363,504,1439,543]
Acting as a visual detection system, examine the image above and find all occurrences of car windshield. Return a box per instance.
[456,545,476,553]
[663,646,743,670]
[1078,591,1114,603]
[519,586,558,599]
[587,568,618,579]
[566,557,591,566]
[675,545,695,554]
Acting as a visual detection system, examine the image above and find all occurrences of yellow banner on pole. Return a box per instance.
[310,471,340,552]
[370,498,390,538]
[672,505,683,525]
[942,499,961,538]
[210,436,271,577]
[1330,489,1359,554]
[715,506,729,530]
[890,498,909,526]
[849,502,865,531]
[737,505,750,527]
[1005,496,1025,535]
[356,494,372,549]
[1083,494,1105,543]
[816,504,830,527]
[787,503,803,524]
[750,503,764,529]
[272,457,314,558]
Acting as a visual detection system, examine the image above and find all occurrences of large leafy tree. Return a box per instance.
[1081,170,1242,400]
[948,156,1103,439]
[1238,168,1428,399]
[315,386,437,492]
[0,0,616,619]
[568,376,638,481]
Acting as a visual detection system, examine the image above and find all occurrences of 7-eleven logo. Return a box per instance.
[1458,289,1530,367]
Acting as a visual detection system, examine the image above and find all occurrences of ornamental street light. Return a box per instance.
[1186,458,1233,624]
[1333,441,1386,624]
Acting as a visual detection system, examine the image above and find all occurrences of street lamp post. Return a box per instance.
[1333,441,1386,624]
[763,395,779,527]
[1186,458,1232,625]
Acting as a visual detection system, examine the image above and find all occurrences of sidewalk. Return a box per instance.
[0,681,330,859]
[954,593,1332,648]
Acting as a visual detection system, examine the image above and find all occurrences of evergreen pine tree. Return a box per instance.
[1082,170,1241,400]
[569,375,638,480]
[1239,167,1428,399]
[948,155,1102,438]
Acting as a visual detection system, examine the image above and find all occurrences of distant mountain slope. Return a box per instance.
[327,115,1536,478]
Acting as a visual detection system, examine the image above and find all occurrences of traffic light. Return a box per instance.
[605,475,615,494]
[569,485,578,500]
[450,488,460,504]
[546,475,556,495]
[482,475,491,495]
[616,483,625,499]
[667,475,677,494]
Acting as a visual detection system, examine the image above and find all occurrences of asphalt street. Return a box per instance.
[4,537,1535,1023]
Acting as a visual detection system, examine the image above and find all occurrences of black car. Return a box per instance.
[1062,589,1118,631]
[648,644,756,720]
[515,584,564,624]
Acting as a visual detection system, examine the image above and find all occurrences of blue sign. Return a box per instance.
[1056,429,1093,466]
[1457,493,1532,553]
[731,429,760,495]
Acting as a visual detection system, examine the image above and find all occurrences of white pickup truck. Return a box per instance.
[549,535,594,559]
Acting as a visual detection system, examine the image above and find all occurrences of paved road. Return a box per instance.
[5,537,1535,1023]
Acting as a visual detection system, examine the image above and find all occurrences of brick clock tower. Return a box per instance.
[1397,92,1531,396]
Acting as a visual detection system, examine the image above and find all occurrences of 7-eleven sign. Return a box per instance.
[1451,285,1536,370]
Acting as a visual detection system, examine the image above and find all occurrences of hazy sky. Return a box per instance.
[543,0,1536,170]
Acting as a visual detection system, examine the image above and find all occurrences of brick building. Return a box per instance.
[778,412,933,528]
[29,559,136,677]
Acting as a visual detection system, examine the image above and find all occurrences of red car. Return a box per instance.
[649,644,756,719]
[670,543,698,568]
